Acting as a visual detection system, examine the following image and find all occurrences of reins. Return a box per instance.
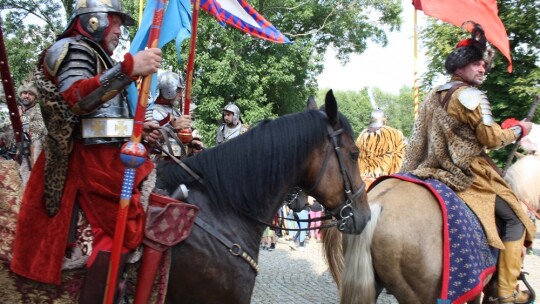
[152,138,260,273]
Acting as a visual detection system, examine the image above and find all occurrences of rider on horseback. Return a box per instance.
[402,22,536,303]
[10,0,162,302]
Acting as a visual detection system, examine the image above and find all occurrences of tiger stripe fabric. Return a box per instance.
[356,125,406,187]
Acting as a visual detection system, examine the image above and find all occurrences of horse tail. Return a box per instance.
[322,225,343,288]
[340,203,382,304]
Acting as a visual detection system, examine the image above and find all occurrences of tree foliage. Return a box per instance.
[0,0,69,84]
[419,0,539,164]
[317,86,416,140]
[1,0,404,147]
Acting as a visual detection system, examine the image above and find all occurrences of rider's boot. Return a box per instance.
[497,233,530,304]
[79,250,127,304]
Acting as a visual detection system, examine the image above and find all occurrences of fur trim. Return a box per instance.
[17,79,40,99]
[445,21,494,73]
[401,85,484,191]
[140,167,157,212]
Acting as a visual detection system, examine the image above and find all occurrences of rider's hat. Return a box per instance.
[445,21,494,74]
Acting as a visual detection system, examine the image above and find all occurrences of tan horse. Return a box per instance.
[324,178,444,303]
[322,177,503,304]
[504,154,540,218]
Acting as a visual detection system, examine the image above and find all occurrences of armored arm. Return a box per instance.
[45,38,134,115]
[457,87,521,149]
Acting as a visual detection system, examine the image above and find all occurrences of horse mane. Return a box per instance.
[162,109,353,218]
[504,154,540,210]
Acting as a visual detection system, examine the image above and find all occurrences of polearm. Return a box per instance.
[0,18,24,147]
[132,2,199,302]
[183,0,200,116]
[103,0,167,302]
[502,94,540,176]
[176,0,201,143]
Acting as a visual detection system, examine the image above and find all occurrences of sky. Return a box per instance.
[317,0,429,94]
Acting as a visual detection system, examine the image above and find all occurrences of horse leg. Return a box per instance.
[369,179,443,303]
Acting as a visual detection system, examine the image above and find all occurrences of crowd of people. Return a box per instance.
[0,0,536,302]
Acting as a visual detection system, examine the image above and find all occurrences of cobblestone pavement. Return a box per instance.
[252,221,540,303]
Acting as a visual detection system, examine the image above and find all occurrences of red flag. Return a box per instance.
[413,0,512,72]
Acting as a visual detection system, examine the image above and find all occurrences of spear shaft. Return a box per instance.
[103,0,167,302]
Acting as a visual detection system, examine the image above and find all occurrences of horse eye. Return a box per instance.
[350,151,359,160]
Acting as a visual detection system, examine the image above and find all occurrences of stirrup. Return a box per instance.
[518,271,536,303]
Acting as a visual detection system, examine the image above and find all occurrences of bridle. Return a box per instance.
[306,120,366,232]
[161,112,366,273]
[250,114,366,234]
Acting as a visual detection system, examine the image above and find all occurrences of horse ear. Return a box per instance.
[324,89,339,126]
[306,95,318,110]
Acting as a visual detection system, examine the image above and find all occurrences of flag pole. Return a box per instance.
[177,0,200,143]
[183,0,200,116]
[413,8,419,120]
[138,0,144,27]
[103,0,166,303]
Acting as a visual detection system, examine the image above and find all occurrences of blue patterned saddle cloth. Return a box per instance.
[372,173,498,303]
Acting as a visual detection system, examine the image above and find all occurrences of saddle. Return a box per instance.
[371,173,536,303]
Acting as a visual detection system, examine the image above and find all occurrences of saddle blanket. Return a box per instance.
[374,173,498,303]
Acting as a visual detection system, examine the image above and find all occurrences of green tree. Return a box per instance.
[2,0,405,147]
[0,0,69,85]
[317,88,372,138]
[419,0,539,164]
[372,86,416,138]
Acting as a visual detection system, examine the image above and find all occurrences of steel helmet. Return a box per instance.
[369,109,386,129]
[158,72,182,100]
[221,103,241,125]
[61,0,135,42]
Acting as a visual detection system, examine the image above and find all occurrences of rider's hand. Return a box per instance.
[172,115,192,131]
[519,120,533,137]
[131,48,163,77]
[143,121,161,144]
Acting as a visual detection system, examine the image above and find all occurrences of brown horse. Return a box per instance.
[0,90,371,303]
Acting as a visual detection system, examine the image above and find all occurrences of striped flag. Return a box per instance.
[200,0,291,43]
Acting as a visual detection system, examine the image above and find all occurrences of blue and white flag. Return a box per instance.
[128,0,192,112]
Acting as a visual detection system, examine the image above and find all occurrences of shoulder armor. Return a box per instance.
[44,37,92,77]
[436,81,464,93]
[152,104,172,123]
[457,87,493,126]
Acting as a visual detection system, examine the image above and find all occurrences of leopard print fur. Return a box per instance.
[32,58,78,216]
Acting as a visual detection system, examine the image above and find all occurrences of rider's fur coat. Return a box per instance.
[402,80,536,249]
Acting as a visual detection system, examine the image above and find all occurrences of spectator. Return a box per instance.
[16,79,47,184]
[308,196,324,242]
[215,102,248,145]
[285,187,309,251]
[356,109,406,188]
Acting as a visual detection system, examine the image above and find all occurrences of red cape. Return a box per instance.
[11,141,153,285]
